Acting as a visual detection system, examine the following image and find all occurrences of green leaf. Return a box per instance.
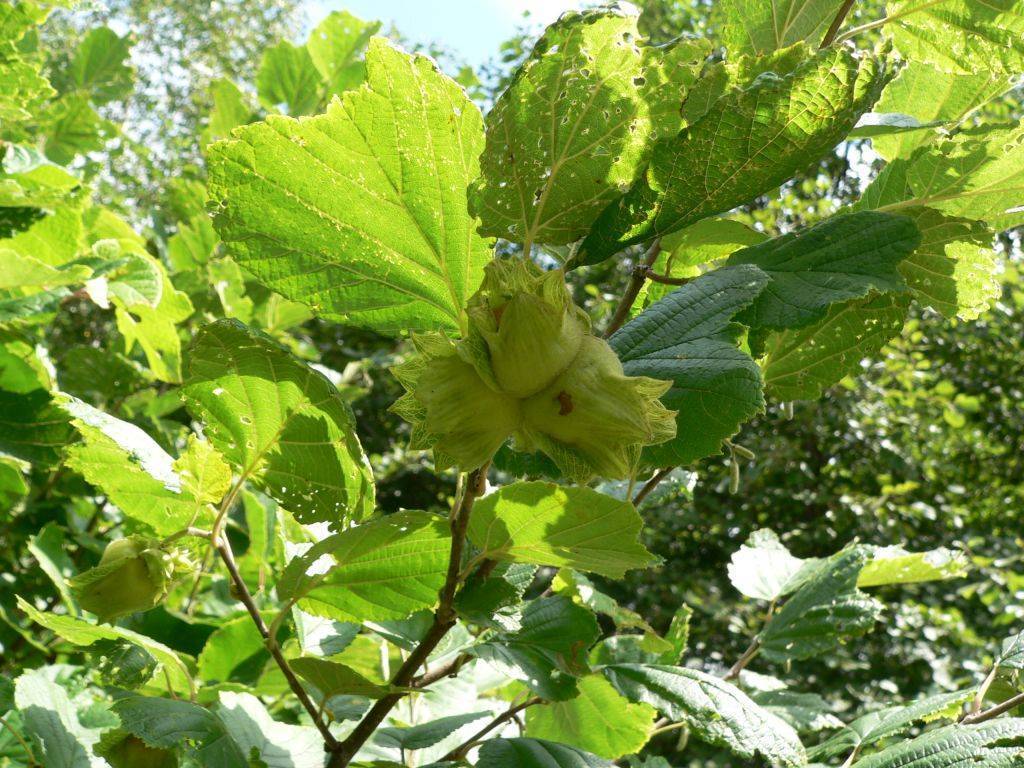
[870,124,1024,232]
[289,656,396,700]
[17,597,193,696]
[526,674,657,759]
[0,144,81,208]
[92,640,158,689]
[13,669,104,768]
[168,216,219,271]
[0,327,51,392]
[466,481,656,578]
[727,211,917,331]
[43,95,111,165]
[27,522,78,613]
[610,264,769,465]
[202,78,254,145]
[208,38,491,334]
[998,630,1024,670]
[471,596,600,701]
[60,396,212,535]
[714,0,847,54]
[577,45,891,265]
[198,614,266,684]
[886,0,1024,76]
[759,546,884,662]
[470,5,709,247]
[749,687,844,734]
[215,691,323,768]
[0,248,91,289]
[278,510,450,622]
[660,603,692,664]
[869,62,1013,161]
[256,40,323,116]
[183,319,374,526]
[113,694,248,768]
[602,663,806,767]
[857,545,968,587]
[762,292,909,401]
[0,389,71,465]
[890,206,1000,320]
[727,528,820,602]
[375,711,490,751]
[60,26,133,104]
[808,690,973,761]
[306,10,380,98]
[477,737,614,768]
[850,718,1024,768]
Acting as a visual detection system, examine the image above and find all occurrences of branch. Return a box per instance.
[724,637,760,681]
[442,697,543,761]
[215,536,339,750]
[644,270,693,287]
[633,467,676,506]
[820,0,856,47]
[327,464,490,767]
[961,691,1024,725]
[603,239,662,338]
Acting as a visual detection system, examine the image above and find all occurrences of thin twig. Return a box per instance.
[0,714,38,766]
[724,638,760,681]
[820,0,856,47]
[327,464,491,767]
[442,697,543,761]
[644,270,693,287]
[969,665,999,715]
[961,691,1024,725]
[214,535,339,750]
[633,467,676,506]
[603,239,662,338]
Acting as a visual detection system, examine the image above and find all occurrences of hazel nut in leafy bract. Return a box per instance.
[390,257,676,481]
[70,535,180,623]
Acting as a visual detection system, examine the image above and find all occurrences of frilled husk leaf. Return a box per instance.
[518,335,676,481]
[390,333,520,471]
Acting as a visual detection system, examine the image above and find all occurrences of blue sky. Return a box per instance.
[305,0,584,67]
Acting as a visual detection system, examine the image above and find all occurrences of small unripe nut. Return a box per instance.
[71,535,175,623]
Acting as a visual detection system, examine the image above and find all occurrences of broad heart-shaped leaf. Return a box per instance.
[14,668,105,768]
[113,694,248,768]
[0,389,71,466]
[470,595,600,701]
[602,664,806,768]
[59,26,133,104]
[466,482,656,578]
[713,0,846,55]
[761,292,910,401]
[857,545,968,587]
[575,45,891,265]
[727,211,918,331]
[525,674,657,759]
[208,37,491,335]
[277,510,450,623]
[727,528,821,602]
[470,4,709,247]
[477,738,614,768]
[183,320,374,526]
[808,690,972,761]
[869,62,1013,161]
[851,719,1024,768]
[306,10,380,98]
[867,124,1024,233]
[59,396,221,535]
[289,656,396,699]
[374,711,491,751]
[215,692,323,768]
[610,264,769,466]
[998,629,1024,670]
[886,0,1024,76]
[880,205,999,320]
[256,40,323,116]
[17,597,193,696]
[759,546,884,662]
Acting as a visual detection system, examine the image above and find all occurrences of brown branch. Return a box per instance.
[820,0,857,47]
[442,697,543,761]
[603,239,662,338]
[644,271,694,287]
[724,638,760,681]
[215,536,339,750]
[633,467,676,506]
[961,691,1024,725]
[327,464,490,767]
